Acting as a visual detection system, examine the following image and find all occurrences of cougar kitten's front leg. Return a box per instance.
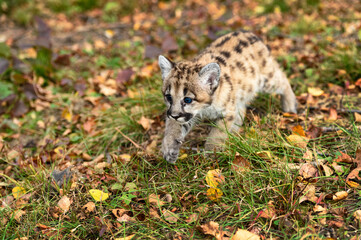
[162,118,193,163]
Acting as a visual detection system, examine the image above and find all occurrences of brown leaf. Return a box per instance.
[116,68,134,87]
[299,184,318,203]
[13,209,26,222]
[353,210,361,224]
[231,229,260,240]
[149,208,161,219]
[259,201,276,219]
[299,163,318,179]
[162,35,178,52]
[82,202,95,213]
[57,196,71,213]
[54,54,70,66]
[307,124,322,139]
[200,221,220,237]
[287,135,309,148]
[12,100,28,117]
[328,107,338,121]
[112,208,127,218]
[231,154,250,172]
[137,116,154,131]
[332,191,348,201]
[335,152,353,163]
[148,194,165,207]
[162,210,178,223]
[355,113,361,123]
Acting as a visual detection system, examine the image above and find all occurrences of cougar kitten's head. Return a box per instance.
[158,55,221,124]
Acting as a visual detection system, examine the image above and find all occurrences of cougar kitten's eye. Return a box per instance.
[165,94,172,103]
[184,97,192,104]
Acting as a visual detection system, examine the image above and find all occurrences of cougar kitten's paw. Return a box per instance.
[162,138,182,164]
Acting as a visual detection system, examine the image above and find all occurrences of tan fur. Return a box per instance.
[159,31,297,163]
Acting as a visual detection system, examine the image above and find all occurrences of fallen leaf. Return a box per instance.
[353,210,361,224]
[308,87,324,97]
[328,107,338,121]
[292,125,306,137]
[256,151,275,161]
[89,189,109,202]
[112,208,127,218]
[117,214,134,222]
[335,151,353,163]
[207,187,223,201]
[299,184,318,203]
[116,68,134,87]
[287,134,309,148]
[12,186,26,199]
[355,113,361,123]
[299,163,318,179]
[58,196,71,213]
[62,108,72,122]
[178,153,188,160]
[206,169,225,188]
[332,191,348,201]
[13,209,26,222]
[231,229,260,240]
[162,210,178,223]
[259,201,276,219]
[149,208,161,219]
[162,35,178,52]
[231,153,250,172]
[82,202,95,213]
[148,194,165,206]
[118,154,131,164]
[200,221,220,237]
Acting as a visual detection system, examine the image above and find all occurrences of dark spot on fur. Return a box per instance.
[215,36,231,47]
[268,72,274,79]
[183,88,188,96]
[266,44,271,52]
[236,61,244,68]
[262,59,266,67]
[247,35,260,44]
[220,51,231,58]
[215,56,227,66]
[232,31,240,37]
[226,115,234,121]
[258,50,263,57]
[250,66,255,75]
[250,54,255,59]
[224,74,233,90]
[248,85,253,93]
[234,40,248,53]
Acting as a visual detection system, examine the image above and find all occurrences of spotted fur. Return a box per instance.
[159,31,297,163]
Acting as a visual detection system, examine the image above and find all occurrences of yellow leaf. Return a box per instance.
[61,108,72,122]
[89,189,109,202]
[205,169,225,188]
[308,87,324,97]
[206,187,223,201]
[12,186,26,199]
[287,134,309,148]
[137,116,154,130]
[104,29,115,39]
[178,153,188,160]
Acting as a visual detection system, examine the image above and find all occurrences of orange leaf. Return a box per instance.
[292,125,306,137]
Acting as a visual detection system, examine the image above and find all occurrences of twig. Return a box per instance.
[115,128,143,150]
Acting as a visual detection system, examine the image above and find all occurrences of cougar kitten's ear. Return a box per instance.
[199,63,221,92]
[158,55,174,80]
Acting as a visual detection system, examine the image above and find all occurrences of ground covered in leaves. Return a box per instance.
[1,0,361,239]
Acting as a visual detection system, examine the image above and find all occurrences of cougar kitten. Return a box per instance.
[158,31,297,163]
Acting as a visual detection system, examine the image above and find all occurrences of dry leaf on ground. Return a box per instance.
[308,87,324,97]
[82,202,95,213]
[162,210,178,223]
[57,196,71,213]
[287,134,309,148]
[115,234,135,240]
[299,163,318,179]
[207,187,223,201]
[232,154,250,172]
[231,229,260,240]
[292,125,306,137]
[148,194,165,206]
[353,210,361,224]
[332,191,348,201]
